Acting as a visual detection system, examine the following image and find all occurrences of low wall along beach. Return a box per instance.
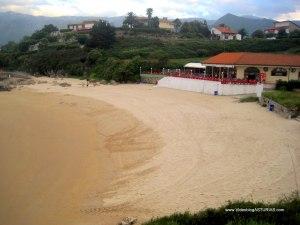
[157,76,264,96]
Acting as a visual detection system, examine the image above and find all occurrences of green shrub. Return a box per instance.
[275,80,300,91]
[239,96,259,103]
[143,193,300,225]
[90,56,141,82]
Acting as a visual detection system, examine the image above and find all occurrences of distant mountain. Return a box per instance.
[241,15,263,20]
[214,13,275,34]
[180,18,216,26]
[0,11,298,46]
[0,11,124,46]
[293,20,300,26]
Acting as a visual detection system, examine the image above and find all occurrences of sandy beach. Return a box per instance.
[0,77,299,225]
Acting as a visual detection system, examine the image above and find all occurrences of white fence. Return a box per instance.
[157,77,264,96]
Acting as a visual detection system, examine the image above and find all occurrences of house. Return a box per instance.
[264,21,300,35]
[211,24,241,40]
[68,20,97,32]
[50,31,61,37]
[202,52,300,84]
[136,16,174,30]
[28,43,40,52]
[159,17,174,30]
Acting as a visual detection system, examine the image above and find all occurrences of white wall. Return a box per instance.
[157,77,263,96]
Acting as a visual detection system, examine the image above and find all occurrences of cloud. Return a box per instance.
[0,0,299,20]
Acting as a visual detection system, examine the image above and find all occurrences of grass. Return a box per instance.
[239,96,259,103]
[262,90,300,111]
[143,193,300,225]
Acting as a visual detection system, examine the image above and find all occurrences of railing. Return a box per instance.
[144,70,258,85]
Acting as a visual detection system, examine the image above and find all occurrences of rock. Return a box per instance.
[118,217,137,225]
[0,81,12,91]
[59,82,71,87]
[110,80,119,85]
[99,79,108,85]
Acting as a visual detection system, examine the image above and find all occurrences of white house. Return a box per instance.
[264,21,300,35]
[68,20,97,32]
[211,25,241,40]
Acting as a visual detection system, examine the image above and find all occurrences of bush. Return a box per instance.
[90,56,141,82]
[239,96,259,103]
[275,80,300,91]
[143,193,300,225]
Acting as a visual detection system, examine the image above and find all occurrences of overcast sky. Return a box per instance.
[0,0,299,20]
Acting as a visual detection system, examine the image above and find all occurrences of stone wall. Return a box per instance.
[259,96,298,119]
[140,74,165,84]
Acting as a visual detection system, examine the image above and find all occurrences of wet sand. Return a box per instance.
[0,77,299,225]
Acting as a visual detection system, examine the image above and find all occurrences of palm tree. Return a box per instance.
[146,8,153,28]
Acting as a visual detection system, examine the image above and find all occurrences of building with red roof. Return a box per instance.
[211,24,241,41]
[202,52,300,83]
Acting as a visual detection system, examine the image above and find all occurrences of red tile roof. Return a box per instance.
[203,52,300,67]
[216,26,236,34]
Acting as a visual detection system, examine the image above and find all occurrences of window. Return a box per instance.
[271,67,287,76]
[244,67,260,80]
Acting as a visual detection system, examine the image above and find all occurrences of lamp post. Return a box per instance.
[140,66,142,76]
[151,68,153,74]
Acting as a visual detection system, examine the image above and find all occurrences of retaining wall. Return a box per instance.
[157,77,263,96]
[260,97,298,119]
[141,74,165,84]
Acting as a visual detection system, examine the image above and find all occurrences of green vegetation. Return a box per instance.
[275,80,300,91]
[0,12,300,83]
[252,30,265,39]
[87,20,116,48]
[239,96,259,103]
[262,90,300,111]
[143,193,300,225]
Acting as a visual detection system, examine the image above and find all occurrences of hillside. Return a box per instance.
[214,13,275,33]
[0,11,124,45]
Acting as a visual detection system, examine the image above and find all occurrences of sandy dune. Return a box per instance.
[0,78,299,225]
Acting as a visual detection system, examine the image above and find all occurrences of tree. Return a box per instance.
[42,24,58,33]
[18,40,31,52]
[88,20,116,49]
[146,8,153,27]
[123,12,138,29]
[1,41,18,53]
[86,49,105,65]
[173,18,182,33]
[251,29,264,38]
[77,34,89,45]
[277,28,288,39]
[289,30,300,38]
[31,24,58,40]
[180,20,210,38]
[238,28,248,39]
[150,16,160,29]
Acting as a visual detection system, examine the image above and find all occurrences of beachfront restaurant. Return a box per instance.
[202,52,300,84]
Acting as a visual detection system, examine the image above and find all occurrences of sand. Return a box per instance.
[0,77,299,225]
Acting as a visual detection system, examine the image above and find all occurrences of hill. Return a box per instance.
[0,11,124,46]
[214,13,275,33]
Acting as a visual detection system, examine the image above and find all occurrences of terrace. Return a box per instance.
[143,69,258,85]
